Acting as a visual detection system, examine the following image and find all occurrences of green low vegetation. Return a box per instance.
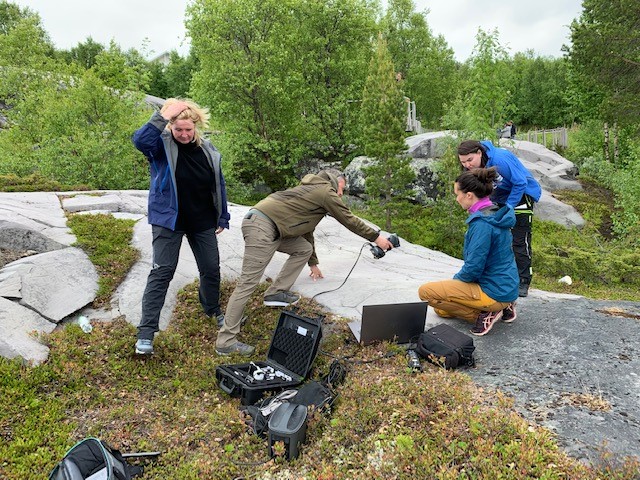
[0,173,89,192]
[532,186,640,301]
[66,213,139,306]
[1,281,639,479]
[0,210,637,478]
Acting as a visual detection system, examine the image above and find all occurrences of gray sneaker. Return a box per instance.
[135,338,153,355]
[263,291,301,307]
[215,341,255,356]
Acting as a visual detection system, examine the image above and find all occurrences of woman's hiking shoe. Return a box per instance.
[502,303,517,323]
[215,341,255,356]
[135,338,153,355]
[263,291,300,307]
[470,310,503,336]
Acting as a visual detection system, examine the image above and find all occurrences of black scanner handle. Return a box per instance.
[219,377,237,395]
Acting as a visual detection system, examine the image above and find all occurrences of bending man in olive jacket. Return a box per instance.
[215,169,394,355]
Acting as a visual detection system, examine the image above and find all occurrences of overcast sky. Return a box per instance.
[12,0,583,62]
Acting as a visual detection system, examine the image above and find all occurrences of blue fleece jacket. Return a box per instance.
[132,111,230,231]
[453,204,519,302]
[481,141,542,207]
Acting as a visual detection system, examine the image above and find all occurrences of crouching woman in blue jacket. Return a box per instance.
[418,168,519,336]
[132,98,230,355]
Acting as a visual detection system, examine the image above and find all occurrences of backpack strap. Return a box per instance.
[100,441,144,479]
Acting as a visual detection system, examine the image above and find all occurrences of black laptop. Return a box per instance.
[348,302,428,346]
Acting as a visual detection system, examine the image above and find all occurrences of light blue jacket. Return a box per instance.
[132,111,230,231]
[481,141,542,208]
[454,204,519,302]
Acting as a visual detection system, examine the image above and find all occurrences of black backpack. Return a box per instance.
[415,324,475,369]
[49,437,144,480]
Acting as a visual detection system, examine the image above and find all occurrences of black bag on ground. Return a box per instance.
[415,324,475,369]
[241,359,345,437]
[49,437,144,480]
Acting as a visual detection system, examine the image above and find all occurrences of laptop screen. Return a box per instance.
[349,302,427,345]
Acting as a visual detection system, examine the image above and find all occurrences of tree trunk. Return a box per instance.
[603,122,610,162]
[385,192,392,231]
[613,122,619,165]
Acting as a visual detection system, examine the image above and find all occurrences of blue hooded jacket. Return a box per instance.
[453,204,519,302]
[481,141,542,208]
[132,111,230,231]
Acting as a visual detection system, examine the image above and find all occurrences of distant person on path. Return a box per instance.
[457,140,541,297]
[498,122,511,139]
[509,121,517,139]
[418,168,519,336]
[215,169,394,356]
[132,98,230,355]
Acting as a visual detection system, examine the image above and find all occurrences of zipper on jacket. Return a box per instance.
[289,220,310,228]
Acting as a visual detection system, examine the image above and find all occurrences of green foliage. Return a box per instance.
[144,50,199,100]
[162,51,199,99]
[91,41,150,92]
[67,213,139,305]
[293,0,377,163]
[534,220,640,300]
[145,60,169,99]
[58,36,105,69]
[442,28,514,138]
[0,67,152,189]
[568,0,640,126]
[210,132,272,205]
[0,357,74,478]
[359,34,414,231]
[381,0,457,128]
[0,3,55,68]
[2,281,638,479]
[609,154,640,239]
[563,119,606,166]
[188,0,378,189]
[359,32,407,157]
[0,0,30,35]
[510,52,573,128]
[187,0,313,190]
[564,122,640,240]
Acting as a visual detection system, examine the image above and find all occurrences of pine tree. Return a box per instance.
[359,33,415,231]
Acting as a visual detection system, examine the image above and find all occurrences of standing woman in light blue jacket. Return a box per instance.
[457,140,541,297]
[132,98,230,355]
[419,168,519,336]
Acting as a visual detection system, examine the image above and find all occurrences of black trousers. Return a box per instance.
[138,225,221,340]
[512,195,534,286]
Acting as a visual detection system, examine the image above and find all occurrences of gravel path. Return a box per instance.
[460,294,640,464]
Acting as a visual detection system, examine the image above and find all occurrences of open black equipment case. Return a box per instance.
[216,310,323,405]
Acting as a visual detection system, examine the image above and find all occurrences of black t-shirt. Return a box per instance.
[173,139,217,233]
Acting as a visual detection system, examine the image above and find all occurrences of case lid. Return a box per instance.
[266,310,323,378]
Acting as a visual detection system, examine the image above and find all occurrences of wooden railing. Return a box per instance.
[519,127,569,148]
[405,97,425,134]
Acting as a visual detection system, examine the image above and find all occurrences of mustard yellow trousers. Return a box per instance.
[418,279,510,322]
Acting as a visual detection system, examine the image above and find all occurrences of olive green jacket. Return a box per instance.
[254,172,379,265]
